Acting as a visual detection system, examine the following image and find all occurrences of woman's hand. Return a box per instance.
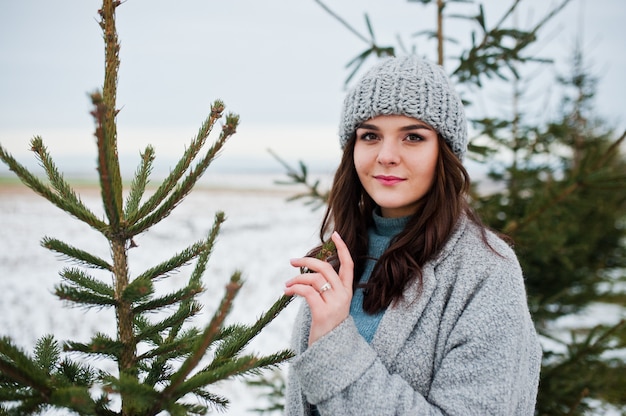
[285,232,354,345]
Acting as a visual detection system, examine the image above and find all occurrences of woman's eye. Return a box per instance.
[405,133,424,142]
[358,132,378,141]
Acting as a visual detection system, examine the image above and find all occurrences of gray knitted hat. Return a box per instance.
[338,56,468,160]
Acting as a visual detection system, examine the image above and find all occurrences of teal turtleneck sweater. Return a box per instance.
[350,211,410,343]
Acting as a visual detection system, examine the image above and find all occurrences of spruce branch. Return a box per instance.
[111,372,160,414]
[177,351,292,400]
[503,130,626,235]
[91,91,123,231]
[138,330,199,363]
[132,287,202,315]
[127,101,225,227]
[56,267,114,299]
[64,332,122,359]
[268,149,329,209]
[138,220,222,381]
[0,337,52,401]
[124,145,155,218]
[135,222,221,282]
[186,212,226,286]
[120,277,154,304]
[94,0,124,232]
[0,145,109,233]
[195,294,294,398]
[142,329,203,388]
[155,271,243,410]
[129,115,238,237]
[30,136,103,227]
[33,336,60,376]
[133,304,201,345]
[55,286,117,309]
[131,211,224,313]
[42,237,113,271]
[213,295,294,363]
[193,389,229,411]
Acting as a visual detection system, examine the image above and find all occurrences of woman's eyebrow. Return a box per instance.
[356,123,380,131]
[399,124,434,131]
[356,122,434,131]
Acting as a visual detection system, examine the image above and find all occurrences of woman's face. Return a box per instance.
[354,114,439,218]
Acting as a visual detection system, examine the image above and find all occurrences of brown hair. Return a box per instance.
[309,133,487,313]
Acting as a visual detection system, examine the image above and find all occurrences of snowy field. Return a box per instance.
[0,173,325,414]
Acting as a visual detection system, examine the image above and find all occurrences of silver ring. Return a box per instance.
[319,282,332,294]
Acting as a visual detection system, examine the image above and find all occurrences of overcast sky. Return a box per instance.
[1,0,624,174]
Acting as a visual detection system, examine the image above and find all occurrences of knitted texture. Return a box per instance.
[339,56,468,160]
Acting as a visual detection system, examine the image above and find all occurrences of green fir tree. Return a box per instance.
[0,1,293,415]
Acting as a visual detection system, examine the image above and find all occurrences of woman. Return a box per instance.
[284,56,542,415]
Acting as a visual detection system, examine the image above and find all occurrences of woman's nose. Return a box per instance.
[376,139,401,166]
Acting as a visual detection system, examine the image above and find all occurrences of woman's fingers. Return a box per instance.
[285,272,330,293]
[290,257,340,288]
[284,280,327,308]
[285,232,354,345]
[331,231,354,287]
[289,232,354,292]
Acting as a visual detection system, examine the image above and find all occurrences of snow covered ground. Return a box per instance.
[0,174,324,414]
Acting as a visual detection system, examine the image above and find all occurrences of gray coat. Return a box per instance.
[285,216,542,415]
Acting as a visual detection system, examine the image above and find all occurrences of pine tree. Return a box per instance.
[276,1,626,414]
[0,1,292,414]
[473,42,626,416]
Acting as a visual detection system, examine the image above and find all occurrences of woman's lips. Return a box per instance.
[374,175,405,186]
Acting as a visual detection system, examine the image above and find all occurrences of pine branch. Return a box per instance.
[132,287,202,315]
[154,271,243,412]
[190,389,229,413]
[135,231,220,283]
[30,137,103,228]
[55,268,116,308]
[268,149,329,209]
[142,329,203,387]
[504,130,626,235]
[55,285,117,308]
[91,90,123,231]
[120,276,154,304]
[0,337,52,400]
[138,329,199,363]
[134,302,201,345]
[57,267,114,298]
[212,295,294,363]
[0,145,108,233]
[64,332,122,359]
[124,145,155,218]
[42,237,112,271]
[93,0,124,233]
[33,336,61,376]
[176,351,293,399]
[127,101,225,227]
[128,115,238,237]
[140,213,226,389]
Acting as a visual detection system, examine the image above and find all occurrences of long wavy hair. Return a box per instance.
[308,132,488,314]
